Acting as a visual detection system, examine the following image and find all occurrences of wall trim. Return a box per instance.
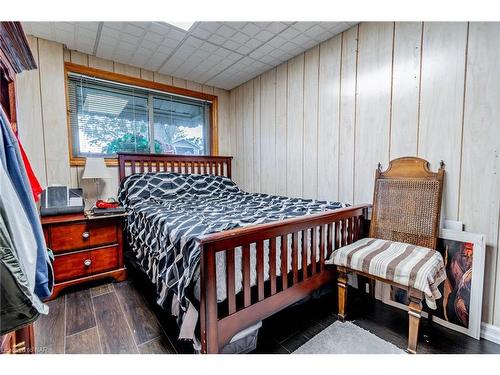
[481,322,500,345]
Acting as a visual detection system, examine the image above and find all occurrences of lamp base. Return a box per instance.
[83,178,102,209]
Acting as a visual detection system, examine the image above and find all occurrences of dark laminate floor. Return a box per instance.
[34,277,500,354]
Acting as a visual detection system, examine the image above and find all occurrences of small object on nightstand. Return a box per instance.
[40,187,85,216]
[89,207,126,217]
[89,198,126,216]
[95,199,120,209]
[41,212,127,299]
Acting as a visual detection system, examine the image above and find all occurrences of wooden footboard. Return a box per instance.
[197,204,370,353]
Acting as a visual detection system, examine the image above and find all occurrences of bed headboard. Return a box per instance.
[117,152,233,181]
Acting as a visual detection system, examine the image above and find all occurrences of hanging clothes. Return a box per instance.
[0,212,47,334]
[0,162,38,289]
[0,107,53,299]
[16,138,43,202]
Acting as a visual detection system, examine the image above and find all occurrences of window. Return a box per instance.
[67,70,213,161]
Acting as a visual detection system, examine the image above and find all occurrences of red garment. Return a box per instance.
[16,136,43,202]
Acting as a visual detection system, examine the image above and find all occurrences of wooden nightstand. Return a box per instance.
[41,213,127,300]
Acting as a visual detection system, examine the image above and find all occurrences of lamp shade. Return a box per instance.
[82,157,110,179]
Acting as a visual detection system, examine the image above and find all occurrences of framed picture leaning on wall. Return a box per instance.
[382,229,486,339]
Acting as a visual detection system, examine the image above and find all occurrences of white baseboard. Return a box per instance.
[481,323,500,345]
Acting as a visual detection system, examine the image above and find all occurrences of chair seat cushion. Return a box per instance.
[326,238,446,309]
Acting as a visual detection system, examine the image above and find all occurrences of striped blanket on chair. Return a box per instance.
[327,237,447,309]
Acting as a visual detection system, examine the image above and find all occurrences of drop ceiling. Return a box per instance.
[22,21,357,90]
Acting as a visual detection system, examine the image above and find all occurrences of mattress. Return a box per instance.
[118,172,345,344]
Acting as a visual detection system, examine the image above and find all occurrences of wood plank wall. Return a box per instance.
[15,36,231,206]
[228,22,500,328]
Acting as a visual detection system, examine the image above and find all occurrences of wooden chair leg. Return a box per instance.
[337,267,348,322]
[421,310,434,344]
[368,279,376,298]
[407,291,423,354]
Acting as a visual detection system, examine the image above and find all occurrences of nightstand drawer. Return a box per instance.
[53,245,119,283]
[90,245,119,274]
[48,221,119,253]
[49,222,89,252]
[53,250,93,282]
[88,220,118,248]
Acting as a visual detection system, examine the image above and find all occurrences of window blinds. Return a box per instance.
[67,73,211,157]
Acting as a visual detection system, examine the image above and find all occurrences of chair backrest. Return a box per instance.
[369,157,445,249]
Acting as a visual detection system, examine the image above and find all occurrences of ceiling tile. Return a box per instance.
[184,36,204,48]
[266,22,289,34]
[292,22,317,32]
[199,42,219,53]
[267,35,288,48]
[246,38,262,49]
[231,32,250,44]
[197,22,221,33]
[124,23,145,37]
[254,29,274,42]
[215,24,237,38]
[222,40,240,50]
[241,23,261,37]
[236,45,252,55]
[208,33,226,45]
[190,26,211,39]
[144,31,163,43]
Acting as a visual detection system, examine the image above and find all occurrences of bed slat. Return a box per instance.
[280,235,288,291]
[342,219,347,246]
[301,229,308,280]
[242,244,251,308]
[256,240,264,301]
[292,232,299,284]
[327,223,333,259]
[335,221,340,249]
[269,238,277,295]
[320,225,326,271]
[225,248,236,315]
[311,226,317,274]
[347,217,354,244]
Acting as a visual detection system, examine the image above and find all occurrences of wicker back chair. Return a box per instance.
[334,156,445,354]
[369,157,445,249]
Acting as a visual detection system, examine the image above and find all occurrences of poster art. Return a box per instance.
[434,238,473,328]
[383,229,485,339]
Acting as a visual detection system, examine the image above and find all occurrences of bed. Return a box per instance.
[117,152,370,353]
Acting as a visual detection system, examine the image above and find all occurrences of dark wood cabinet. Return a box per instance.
[41,213,127,299]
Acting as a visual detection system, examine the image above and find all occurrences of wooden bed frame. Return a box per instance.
[118,152,370,353]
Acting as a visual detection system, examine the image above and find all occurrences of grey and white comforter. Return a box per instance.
[118,172,345,342]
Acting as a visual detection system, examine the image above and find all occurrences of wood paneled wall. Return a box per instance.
[15,36,231,205]
[227,22,500,328]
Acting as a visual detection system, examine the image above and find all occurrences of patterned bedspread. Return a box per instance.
[118,172,345,343]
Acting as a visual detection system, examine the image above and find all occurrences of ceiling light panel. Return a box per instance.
[165,21,195,31]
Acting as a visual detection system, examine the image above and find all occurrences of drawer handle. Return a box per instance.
[82,231,90,239]
[83,259,92,267]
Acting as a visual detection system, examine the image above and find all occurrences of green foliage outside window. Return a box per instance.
[104,133,163,154]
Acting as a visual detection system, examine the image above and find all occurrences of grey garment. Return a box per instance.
[0,213,47,335]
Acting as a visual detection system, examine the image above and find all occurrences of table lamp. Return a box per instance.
[82,157,110,207]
